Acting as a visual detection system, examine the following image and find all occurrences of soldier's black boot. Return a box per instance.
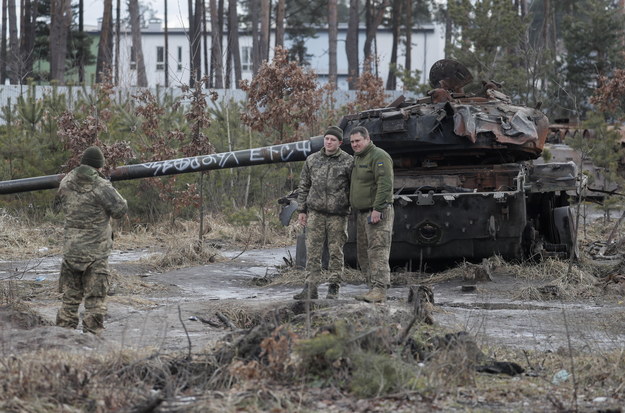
[293,283,318,300]
[326,283,340,299]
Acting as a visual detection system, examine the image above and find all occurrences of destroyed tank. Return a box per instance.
[282,60,578,268]
[0,60,577,268]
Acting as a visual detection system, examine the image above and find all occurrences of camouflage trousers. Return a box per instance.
[305,210,348,285]
[356,206,394,288]
[56,258,110,334]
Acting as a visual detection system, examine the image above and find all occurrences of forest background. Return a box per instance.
[1,0,625,232]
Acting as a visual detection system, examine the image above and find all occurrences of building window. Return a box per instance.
[177,46,183,71]
[241,46,252,71]
[130,46,136,70]
[156,46,164,70]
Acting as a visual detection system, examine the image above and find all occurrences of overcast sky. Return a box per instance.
[83,0,190,28]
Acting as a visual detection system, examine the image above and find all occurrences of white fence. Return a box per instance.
[0,84,419,118]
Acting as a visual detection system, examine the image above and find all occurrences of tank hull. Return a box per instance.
[342,162,576,267]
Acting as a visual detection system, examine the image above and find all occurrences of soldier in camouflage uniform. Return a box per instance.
[294,126,353,300]
[349,126,394,303]
[54,146,128,334]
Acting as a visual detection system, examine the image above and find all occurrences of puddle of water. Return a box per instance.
[437,298,625,351]
[110,249,162,263]
[221,246,296,267]
[0,249,157,281]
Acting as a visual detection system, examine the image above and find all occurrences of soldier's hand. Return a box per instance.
[370,210,383,224]
[298,213,308,227]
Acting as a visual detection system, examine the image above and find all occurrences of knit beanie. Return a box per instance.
[324,126,343,141]
[81,146,105,168]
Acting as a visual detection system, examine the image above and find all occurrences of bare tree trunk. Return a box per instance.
[364,0,389,71]
[225,0,231,87]
[259,0,270,63]
[403,0,411,72]
[226,0,241,88]
[328,0,337,88]
[516,0,528,16]
[129,0,147,86]
[78,0,85,82]
[1,0,8,83]
[50,0,72,83]
[217,0,224,83]
[210,0,224,88]
[443,6,452,51]
[96,0,114,83]
[203,0,209,86]
[164,0,169,87]
[8,0,18,83]
[346,0,359,89]
[20,0,37,80]
[188,0,193,82]
[275,0,285,47]
[115,0,120,84]
[250,0,261,74]
[364,0,372,65]
[386,0,400,90]
[189,0,202,85]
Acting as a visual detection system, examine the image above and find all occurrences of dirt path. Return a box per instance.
[3,244,625,358]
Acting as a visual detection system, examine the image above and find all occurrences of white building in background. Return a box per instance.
[108,19,445,89]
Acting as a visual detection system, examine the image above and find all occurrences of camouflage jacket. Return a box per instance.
[350,142,394,211]
[297,148,353,216]
[54,165,128,261]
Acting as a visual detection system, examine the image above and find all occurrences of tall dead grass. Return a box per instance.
[0,211,62,260]
[1,211,297,272]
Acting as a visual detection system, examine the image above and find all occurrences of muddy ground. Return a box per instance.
[2,230,625,412]
[2,242,625,356]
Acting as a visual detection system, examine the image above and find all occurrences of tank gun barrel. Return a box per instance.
[0,136,324,195]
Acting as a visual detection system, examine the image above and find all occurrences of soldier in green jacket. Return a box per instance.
[294,126,353,300]
[54,146,128,334]
[349,126,394,303]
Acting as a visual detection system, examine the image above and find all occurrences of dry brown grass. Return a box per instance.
[1,340,621,412]
[0,279,59,304]
[2,208,625,411]
[269,266,365,287]
[113,214,296,251]
[0,348,218,412]
[1,211,297,275]
[0,212,63,260]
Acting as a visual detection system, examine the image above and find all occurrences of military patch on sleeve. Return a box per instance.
[377,161,386,175]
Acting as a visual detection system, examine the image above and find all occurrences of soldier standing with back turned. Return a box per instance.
[294,126,353,300]
[55,146,128,334]
[349,126,394,303]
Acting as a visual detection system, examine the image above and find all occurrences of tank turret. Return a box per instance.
[340,60,548,167]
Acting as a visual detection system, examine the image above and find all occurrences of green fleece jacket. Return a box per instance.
[350,142,393,211]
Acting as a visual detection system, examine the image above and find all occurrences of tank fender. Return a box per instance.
[278,194,299,226]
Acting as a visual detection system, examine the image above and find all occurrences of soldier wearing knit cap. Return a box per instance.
[294,126,353,300]
[324,126,343,141]
[80,146,105,169]
[54,146,127,334]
